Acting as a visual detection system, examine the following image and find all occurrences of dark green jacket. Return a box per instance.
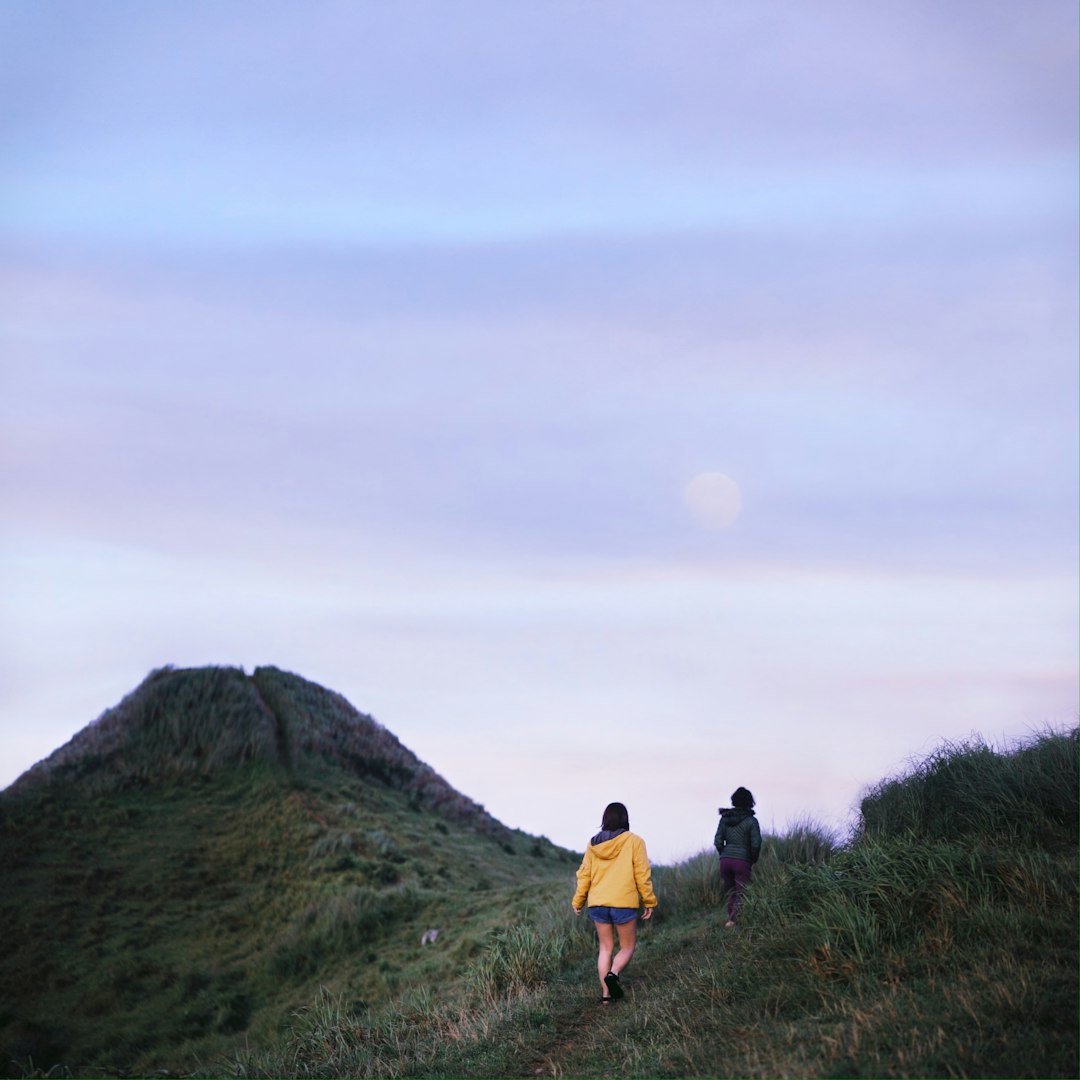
[714,808,761,864]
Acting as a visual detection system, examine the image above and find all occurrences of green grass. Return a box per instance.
[1,667,1075,1078]
[0,763,578,1077]
[0,667,578,1077]
[9,665,508,838]
[225,727,1078,1080]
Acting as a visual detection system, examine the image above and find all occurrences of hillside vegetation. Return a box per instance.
[227,727,1078,1080]
[1,667,1076,1078]
[7,664,505,837]
[0,666,577,1077]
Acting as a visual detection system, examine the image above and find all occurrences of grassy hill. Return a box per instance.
[232,728,1078,1080]
[0,666,578,1077]
[1,667,1076,1078]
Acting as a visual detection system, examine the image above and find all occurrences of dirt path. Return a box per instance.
[514,983,623,1078]
[514,920,717,1077]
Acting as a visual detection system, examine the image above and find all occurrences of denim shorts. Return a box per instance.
[587,905,639,925]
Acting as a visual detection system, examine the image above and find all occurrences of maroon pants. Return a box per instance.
[719,857,752,920]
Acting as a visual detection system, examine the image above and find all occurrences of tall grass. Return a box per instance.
[268,884,428,980]
[251,666,508,835]
[10,665,513,842]
[233,899,591,1079]
[227,726,1078,1079]
[11,665,281,793]
[857,726,1078,849]
[652,815,839,921]
[464,900,592,1003]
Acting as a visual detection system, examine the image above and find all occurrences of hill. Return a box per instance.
[231,727,1078,1080]
[1,669,1076,1078]
[7,663,505,835]
[0,665,578,1077]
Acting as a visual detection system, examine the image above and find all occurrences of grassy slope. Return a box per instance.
[0,765,579,1076]
[2,665,1075,1080]
[232,729,1078,1080]
[0,668,579,1077]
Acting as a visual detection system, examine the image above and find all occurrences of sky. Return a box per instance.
[2,1,1077,865]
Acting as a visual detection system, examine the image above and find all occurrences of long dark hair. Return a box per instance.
[601,802,629,831]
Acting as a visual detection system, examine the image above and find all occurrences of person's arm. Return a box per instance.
[571,850,591,913]
[714,817,726,856]
[749,817,762,864]
[633,836,658,913]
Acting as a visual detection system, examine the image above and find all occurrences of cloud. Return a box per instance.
[2,530,1074,861]
[0,1,1075,864]
[3,231,1075,574]
[3,2,1076,249]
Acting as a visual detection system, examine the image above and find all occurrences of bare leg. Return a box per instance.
[611,918,638,976]
[595,922,615,997]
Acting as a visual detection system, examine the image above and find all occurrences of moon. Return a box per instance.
[684,472,743,529]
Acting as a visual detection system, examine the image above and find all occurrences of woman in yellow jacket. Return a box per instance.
[571,802,658,1003]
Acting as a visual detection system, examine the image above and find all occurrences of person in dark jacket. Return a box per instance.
[714,786,761,927]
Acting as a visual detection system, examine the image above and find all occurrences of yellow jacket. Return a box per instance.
[572,830,658,911]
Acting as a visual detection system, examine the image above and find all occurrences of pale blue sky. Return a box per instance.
[2,1,1077,861]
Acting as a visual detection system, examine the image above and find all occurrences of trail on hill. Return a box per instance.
[512,918,731,1078]
[514,984,621,1078]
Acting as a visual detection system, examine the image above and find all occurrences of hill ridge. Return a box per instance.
[8,664,506,836]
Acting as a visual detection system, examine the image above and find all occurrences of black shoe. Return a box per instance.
[604,972,624,1000]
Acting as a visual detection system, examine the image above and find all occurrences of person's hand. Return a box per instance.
[642,907,654,921]
[572,904,581,917]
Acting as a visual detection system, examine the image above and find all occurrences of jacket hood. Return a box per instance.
[719,807,755,824]
[589,828,630,858]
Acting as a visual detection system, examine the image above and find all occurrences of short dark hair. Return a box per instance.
[601,802,629,831]
[731,787,755,809]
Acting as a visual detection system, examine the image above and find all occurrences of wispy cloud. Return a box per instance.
[1,0,1076,861]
